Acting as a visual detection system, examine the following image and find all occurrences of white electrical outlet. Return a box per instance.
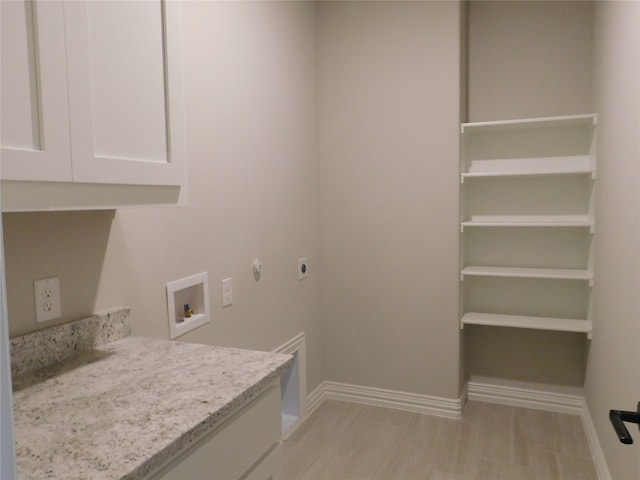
[34,277,61,322]
[222,277,233,307]
[298,258,309,280]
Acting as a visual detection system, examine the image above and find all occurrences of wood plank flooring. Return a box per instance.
[281,400,597,480]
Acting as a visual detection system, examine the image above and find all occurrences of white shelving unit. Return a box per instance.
[460,312,591,334]
[461,266,593,283]
[461,215,593,229]
[459,114,597,338]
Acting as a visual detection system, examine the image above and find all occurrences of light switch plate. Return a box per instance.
[222,277,233,307]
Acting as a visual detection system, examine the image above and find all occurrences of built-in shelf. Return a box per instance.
[461,312,592,335]
[461,113,597,134]
[462,170,593,182]
[461,215,593,229]
[460,156,594,182]
[461,266,593,283]
[461,114,597,183]
[459,114,596,338]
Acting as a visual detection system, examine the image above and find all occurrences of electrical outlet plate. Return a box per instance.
[298,258,309,280]
[34,277,61,322]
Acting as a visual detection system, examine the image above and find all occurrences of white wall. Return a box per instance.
[468,0,593,122]
[3,1,324,394]
[465,0,594,387]
[317,1,463,399]
[586,2,640,478]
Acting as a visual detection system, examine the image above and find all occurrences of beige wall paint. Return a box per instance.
[465,1,594,387]
[3,1,324,393]
[4,210,115,334]
[7,0,632,420]
[468,0,593,122]
[318,1,462,399]
[586,2,640,477]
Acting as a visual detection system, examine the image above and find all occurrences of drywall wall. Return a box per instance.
[468,0,593,122]
[465,0,594,387]
[317,1,462,399]
[3,1,324,394]
[586,2,640,478]
[4,210,115,334]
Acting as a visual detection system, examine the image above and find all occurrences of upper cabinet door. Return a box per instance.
[0,1,72,181]
[64,0,186,186]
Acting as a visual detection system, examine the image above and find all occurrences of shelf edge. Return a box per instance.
[461,113,598,133]
[461,312,591,334]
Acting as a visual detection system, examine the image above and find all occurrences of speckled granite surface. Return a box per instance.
[12,323,293,479]
[10,306,131,379]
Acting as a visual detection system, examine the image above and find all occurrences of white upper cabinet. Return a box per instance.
[0,0,186,210]
[64,1,186,186]
[1,1,72,181]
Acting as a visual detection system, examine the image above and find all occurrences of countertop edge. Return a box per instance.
[132,372,287,480]
[13,333,294,480]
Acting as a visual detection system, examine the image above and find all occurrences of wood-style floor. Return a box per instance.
[281,400,597,480]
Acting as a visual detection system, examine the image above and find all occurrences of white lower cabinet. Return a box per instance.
[149,382,283,480]
[242,445,282,480]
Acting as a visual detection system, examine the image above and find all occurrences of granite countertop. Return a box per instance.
[10,308,293,480]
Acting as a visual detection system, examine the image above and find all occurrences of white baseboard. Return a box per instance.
[304,379,610,480]
[467,380,584,414]
[580,401,612,480]
[306,381,463,420]
[306,382,325,417]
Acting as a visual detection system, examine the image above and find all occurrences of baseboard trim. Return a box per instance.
[581,400,612,480]
[306,381,463,420]
[306,382,325,417]
[305,380,610,480]
[467,380,584,415]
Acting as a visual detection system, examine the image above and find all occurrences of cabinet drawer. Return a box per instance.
[150,382,281,480]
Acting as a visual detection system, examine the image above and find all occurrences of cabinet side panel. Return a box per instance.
[149,384,281,480]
